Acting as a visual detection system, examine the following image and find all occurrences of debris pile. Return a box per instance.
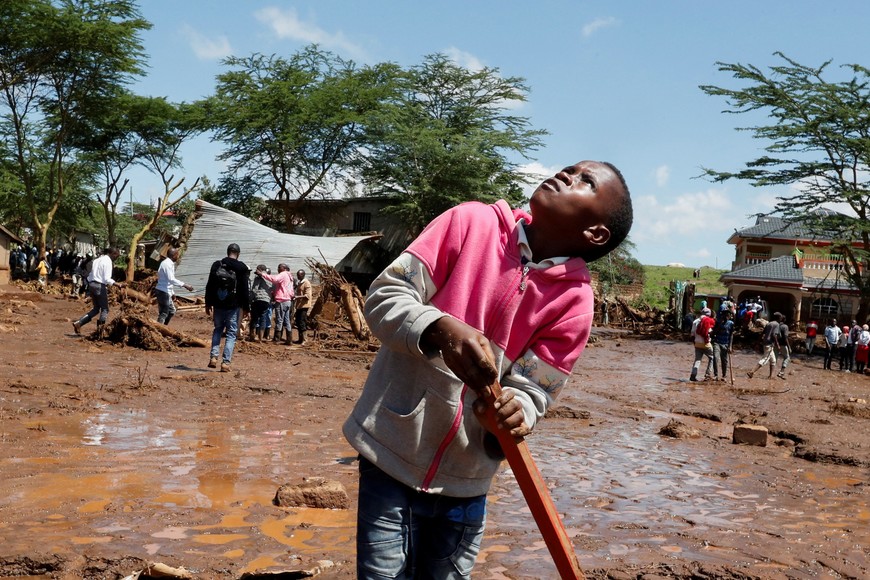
[98,301,207,351]
[306,259,379,352]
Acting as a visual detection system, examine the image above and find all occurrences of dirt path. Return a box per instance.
[0,287,868,579]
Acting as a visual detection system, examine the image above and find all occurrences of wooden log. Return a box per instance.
[479,379,586,579]
[119,286,153,305]
[340,283,369,340]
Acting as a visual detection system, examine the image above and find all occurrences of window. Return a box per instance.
[352,212,371,232]
[810,297,839,319]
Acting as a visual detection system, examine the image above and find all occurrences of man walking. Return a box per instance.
[293,269,313,345]
[747,312,782,379]
[205,243,250,372]
[72,247,124,336]
[155,248,194,325]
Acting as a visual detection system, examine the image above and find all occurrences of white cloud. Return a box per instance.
[181,24,232,61]
[254,7,365,59]
[582,17,619,38]
[444,47,485,72]
[634,187,733,240]
[654,165,670,187]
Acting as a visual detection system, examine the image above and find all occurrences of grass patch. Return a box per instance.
[642,265,728,311]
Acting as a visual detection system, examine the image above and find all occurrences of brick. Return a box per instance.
[733,424,768,446]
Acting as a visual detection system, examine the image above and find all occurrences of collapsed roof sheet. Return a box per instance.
[174,200,377,299]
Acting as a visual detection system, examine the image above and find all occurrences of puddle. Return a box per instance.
[483,380,870,574]
[2,366,868,577]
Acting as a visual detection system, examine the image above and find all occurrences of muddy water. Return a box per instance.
[2,301,870,579]
[3,397,357,575]
[5,383,868,578]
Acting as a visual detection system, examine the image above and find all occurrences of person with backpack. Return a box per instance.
[205,243,250,372]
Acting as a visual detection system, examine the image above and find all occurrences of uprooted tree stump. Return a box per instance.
[98,302,207,350]
[306,258,372,344]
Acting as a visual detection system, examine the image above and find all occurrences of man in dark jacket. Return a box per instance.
[205,243,250,372]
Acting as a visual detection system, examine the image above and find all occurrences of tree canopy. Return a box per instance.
[203,46,400,231]
[359,54,545,234]
[0,0,150,255]
[701,53,870,320]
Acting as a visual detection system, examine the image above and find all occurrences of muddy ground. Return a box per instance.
[0,285,868,580]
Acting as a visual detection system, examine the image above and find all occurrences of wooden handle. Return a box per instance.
[481,381,585,579]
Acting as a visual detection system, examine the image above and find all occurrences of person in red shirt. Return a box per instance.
[805,319,818,355]
[690,307,716,381]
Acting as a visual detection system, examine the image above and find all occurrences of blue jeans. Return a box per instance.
[210,307,239,363]
[356,457,486,579]
[251,300,270,329]
[274,300,293,332]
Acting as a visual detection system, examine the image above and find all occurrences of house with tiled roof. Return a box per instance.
[721,212,862,324]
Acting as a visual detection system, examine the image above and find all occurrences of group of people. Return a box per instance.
[688,297,794,382]
[689,302,738,382]
[203,243,312,373]
[817,319,870,373]
[689,298,870,383]
[10,244,97,294]
[68,243,314,375]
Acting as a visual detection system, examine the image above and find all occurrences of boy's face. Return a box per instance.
[529,160,625,256]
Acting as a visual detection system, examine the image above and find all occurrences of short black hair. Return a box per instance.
[584,161,633,262]
[227,243,240,255]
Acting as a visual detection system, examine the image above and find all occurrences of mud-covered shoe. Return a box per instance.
[220,362,231,373]
[777,372,786,380]
[746,371,754,379]
[72,321,81,335]
[689,376,698,382]
[208,357,218,368]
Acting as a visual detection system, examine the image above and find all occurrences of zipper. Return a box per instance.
[421,384,468,491]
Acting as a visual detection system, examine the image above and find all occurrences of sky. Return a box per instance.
[128,1,870,268]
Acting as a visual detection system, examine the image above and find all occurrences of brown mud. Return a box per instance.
[0,286,868,579]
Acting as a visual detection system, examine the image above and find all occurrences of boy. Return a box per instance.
[343,160,633,579]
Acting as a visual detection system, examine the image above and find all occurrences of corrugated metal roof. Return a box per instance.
[173,200,378,299]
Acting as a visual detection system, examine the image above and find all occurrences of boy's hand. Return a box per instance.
[473,389,531,438]
[422,316,498,391]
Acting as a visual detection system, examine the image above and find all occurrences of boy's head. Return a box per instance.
[528,160,632,262]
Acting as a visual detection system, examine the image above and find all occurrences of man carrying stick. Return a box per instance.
[343,160,633,578]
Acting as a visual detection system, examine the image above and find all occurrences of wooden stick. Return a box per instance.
[480,381,585,579]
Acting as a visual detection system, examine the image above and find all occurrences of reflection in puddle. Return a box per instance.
[2,380,868,577]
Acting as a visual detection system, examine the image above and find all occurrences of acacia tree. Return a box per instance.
[204,45,400,231]
[700,53,870,322]
[124,99,203,280]
[0,0,149,257]
[359,53,546,234]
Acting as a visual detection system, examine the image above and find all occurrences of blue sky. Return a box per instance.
[129,1,870,268]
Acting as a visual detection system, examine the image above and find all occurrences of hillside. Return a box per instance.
[642,265,728,310]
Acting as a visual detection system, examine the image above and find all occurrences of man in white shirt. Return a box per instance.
[72,247,124,335]
[155,247,193,325]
